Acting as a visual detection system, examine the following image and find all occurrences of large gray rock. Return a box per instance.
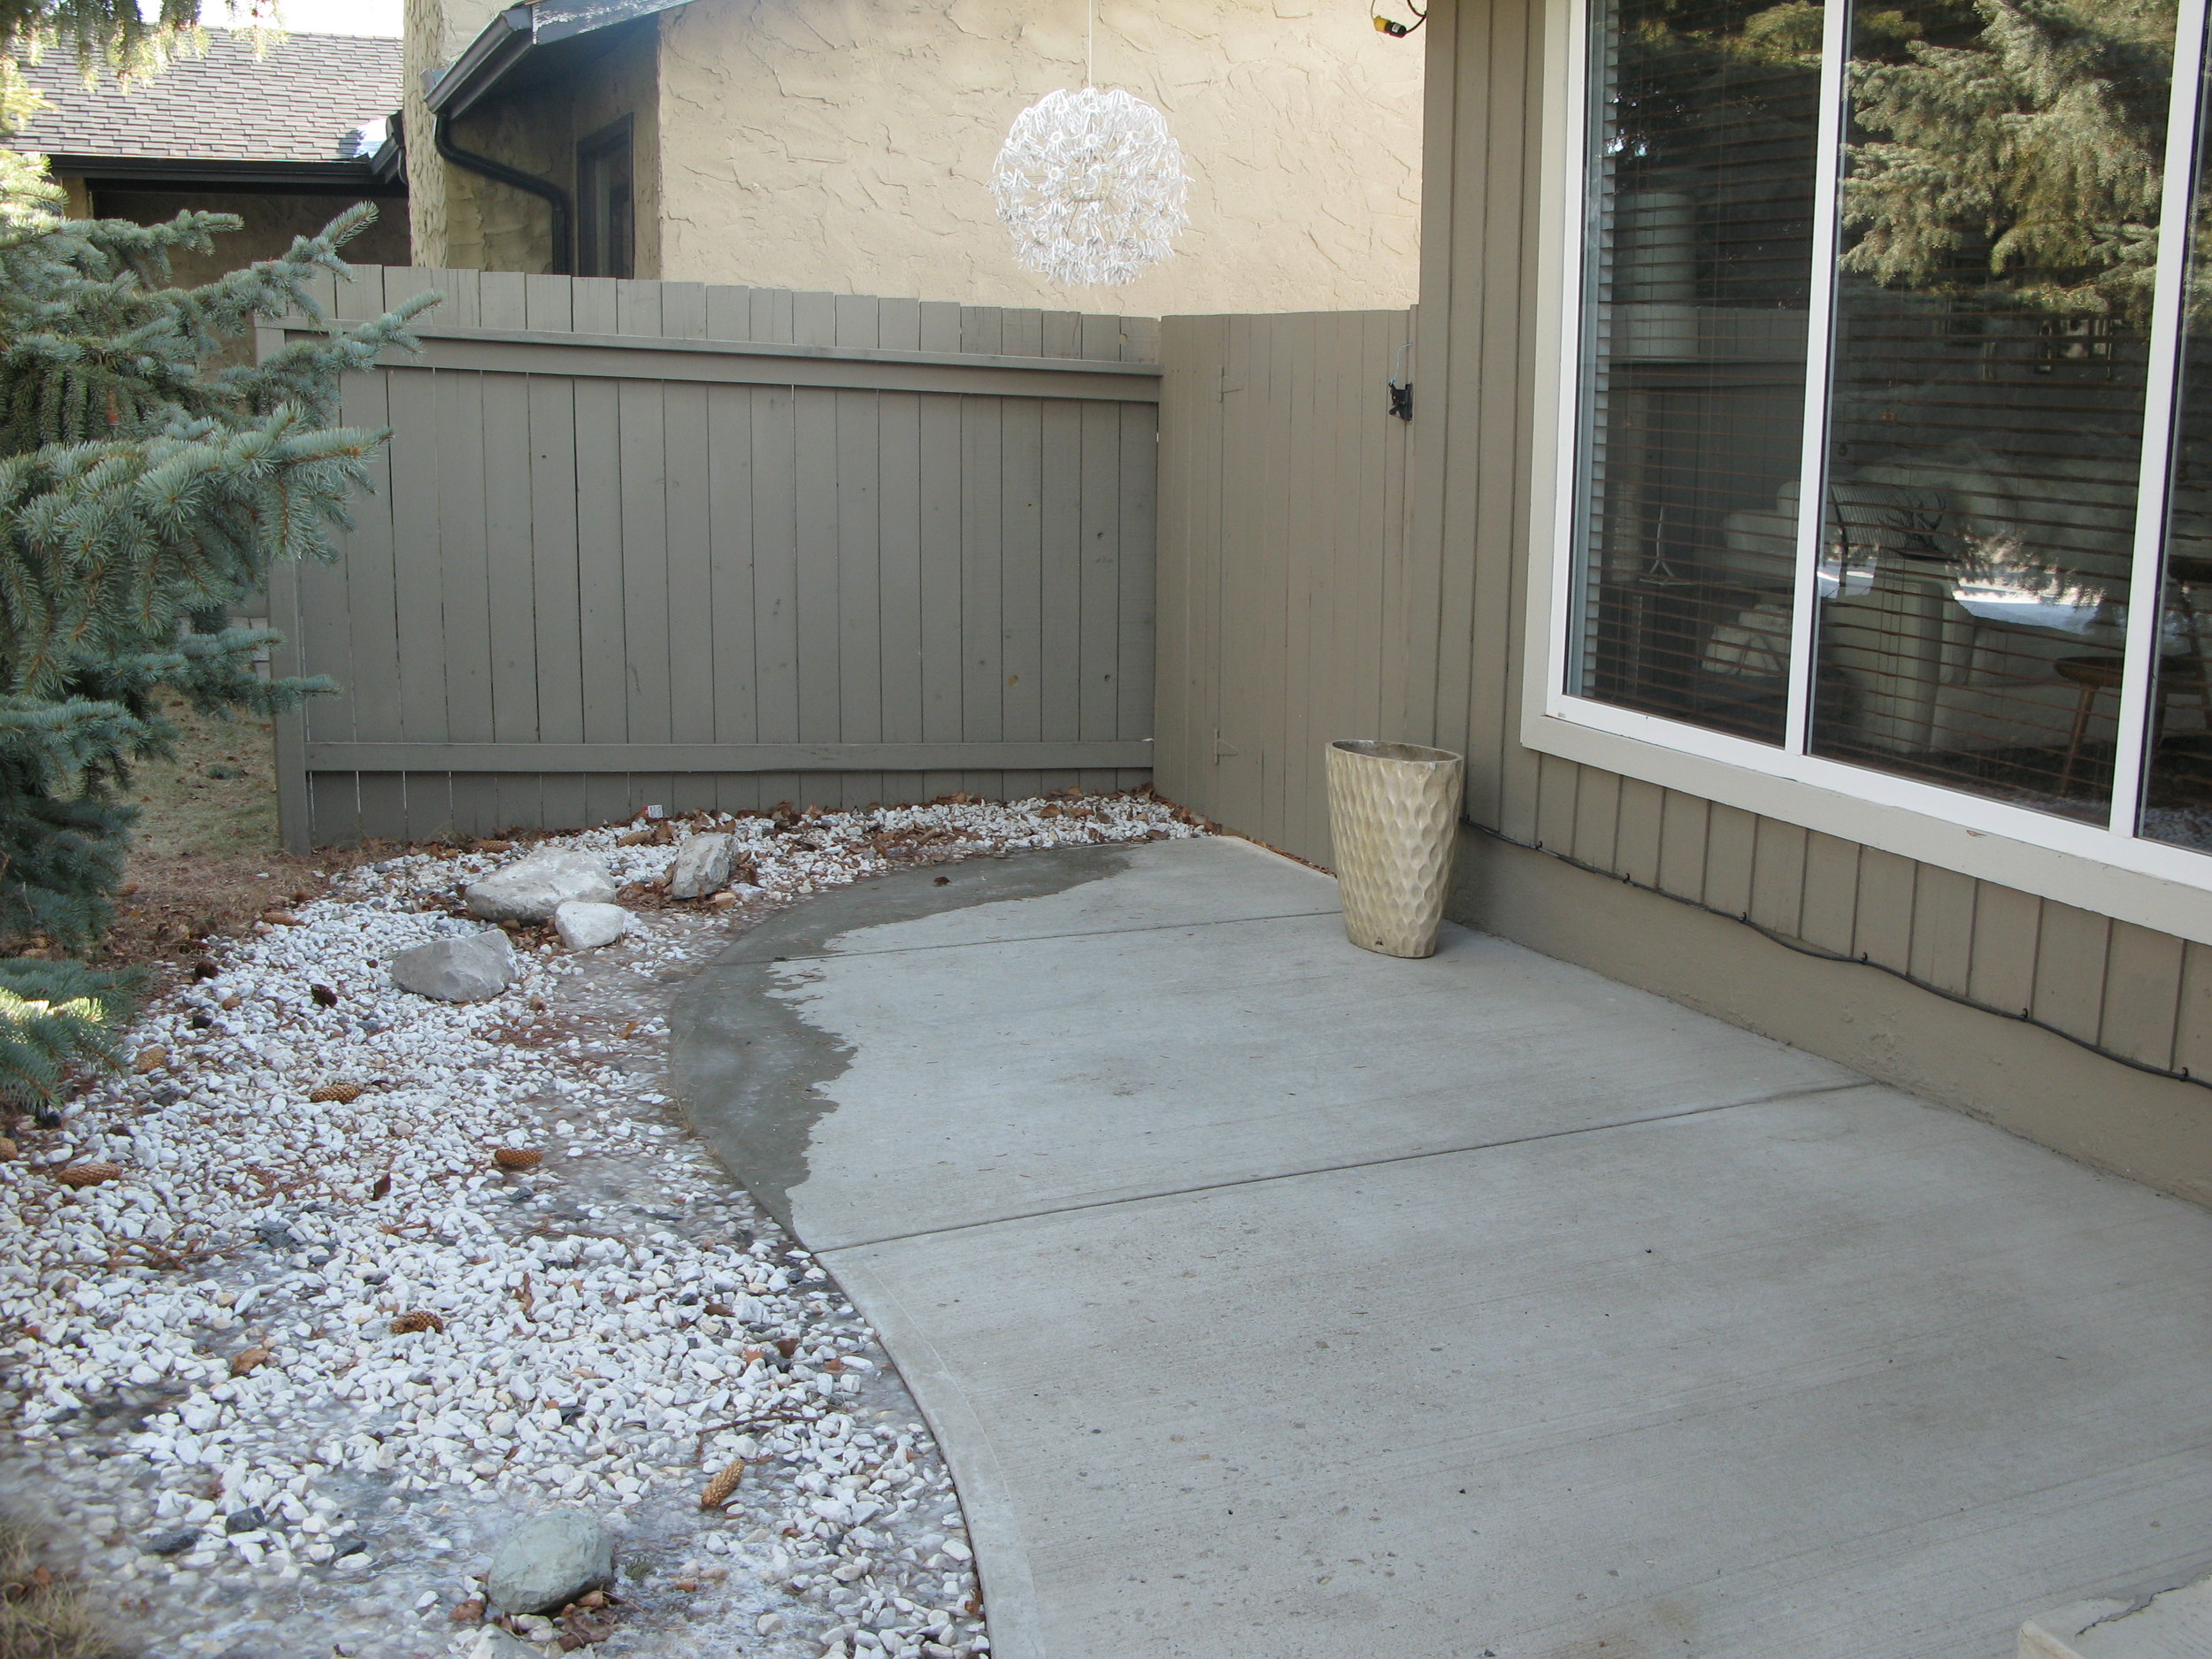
[485,1510,612,1615]
[465,850,616,922]
[666,833,737,900]
[389,931,517,1002]
[553,900,629,951]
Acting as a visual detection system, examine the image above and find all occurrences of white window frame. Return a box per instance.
[1522,0,2212,947]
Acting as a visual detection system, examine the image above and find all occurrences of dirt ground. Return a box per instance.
[102,697,366,984]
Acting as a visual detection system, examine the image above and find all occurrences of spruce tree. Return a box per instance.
[0,4,430,1105]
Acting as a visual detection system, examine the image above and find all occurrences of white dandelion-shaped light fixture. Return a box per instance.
[990,5,1189,288]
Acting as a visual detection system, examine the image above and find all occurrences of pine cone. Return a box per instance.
[492,1148,542,1171]
[390,1310,445,1334]
[55,1164,124,1188]
[132,1046,167,1074]
[699,1458,746,1509]
[309,1083,362,1104]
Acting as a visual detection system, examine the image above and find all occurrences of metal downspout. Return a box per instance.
[433,110,573,276]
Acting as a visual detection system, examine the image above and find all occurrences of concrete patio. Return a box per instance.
[670,834,2212,1659]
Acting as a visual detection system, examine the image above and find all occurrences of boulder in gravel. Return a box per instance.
[486,1510,613,1615]
[465,850,616,922]
[553,900,629,951]
[666,832,738,899]
[390,930,517,1002]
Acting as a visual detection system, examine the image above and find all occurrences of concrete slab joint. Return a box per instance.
[669,836,2212,1659]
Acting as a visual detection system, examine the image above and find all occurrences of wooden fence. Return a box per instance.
[265,267,1162,848]
[1154,310,1417,865]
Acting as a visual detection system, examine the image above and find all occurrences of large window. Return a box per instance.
[1564,0,2212,869]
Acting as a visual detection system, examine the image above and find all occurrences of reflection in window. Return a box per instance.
[2142,19,2212,853]
[1809,0,2174,822]
[1570,0,1823,743]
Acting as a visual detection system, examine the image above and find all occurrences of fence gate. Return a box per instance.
[1152,310,1417,868]
[264,267,1163,849]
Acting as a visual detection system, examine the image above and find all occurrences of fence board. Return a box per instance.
[278,271,1160,844]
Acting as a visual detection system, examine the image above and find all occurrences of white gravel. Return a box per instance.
[0,791,1204,1658]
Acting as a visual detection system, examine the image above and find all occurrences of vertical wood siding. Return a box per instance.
[269,268,1161,848]
[1153,311,1417,865]
[1150,0,2211,1084]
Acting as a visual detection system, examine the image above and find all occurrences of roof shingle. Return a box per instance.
[4,30,403,165]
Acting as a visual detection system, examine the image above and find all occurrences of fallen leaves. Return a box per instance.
[54,1164,123,1189]
[231,1347,272,1377]
[389,1310,446,1334]
[260,910,303,927]
[699,1458,745,1509]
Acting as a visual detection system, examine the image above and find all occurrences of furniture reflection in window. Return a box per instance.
[577,116,634,280]
[1799,0,2168,824]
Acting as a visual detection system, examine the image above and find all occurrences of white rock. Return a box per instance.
[465,851,617,922]
[552,902,629,951]
[666,833,737,900]
[388,931,518,1002]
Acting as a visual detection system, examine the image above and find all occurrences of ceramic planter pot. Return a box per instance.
[1324,739,1465,958]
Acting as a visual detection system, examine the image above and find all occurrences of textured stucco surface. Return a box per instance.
[407,0,663,276]
[655,0,1423,311]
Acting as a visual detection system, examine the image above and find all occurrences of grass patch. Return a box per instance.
[0,1515,128,1659]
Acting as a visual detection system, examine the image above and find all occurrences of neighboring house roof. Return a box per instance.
[5,29,405,183]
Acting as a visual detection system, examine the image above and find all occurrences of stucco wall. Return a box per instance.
[403,0,509,266]
[656,0,1423,311]
[408,15,661,277]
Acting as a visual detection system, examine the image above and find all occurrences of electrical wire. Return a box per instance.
[1463,815,2212,1094]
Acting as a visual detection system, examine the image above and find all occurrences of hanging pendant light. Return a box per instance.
[989,2,1189,288]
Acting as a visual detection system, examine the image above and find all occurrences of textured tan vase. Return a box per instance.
[1325,740,1465,959]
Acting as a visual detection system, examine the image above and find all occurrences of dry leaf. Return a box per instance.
[618,828,654,846]
[231,1347,272,1377]
[371,1172,392,1200]
[492,1148,542,1171]
[311,984,340,1008]
[191,959,220,980]
[55,1164,124,1188]
[708,891,739,909]
[449,1598,485,1624]
[699,1459,746,1509]
[773,1336,800,1358]
[477,840,514,853]
[261,910,302,926]
[823,1358,846,1373]
[309,1083,361,1104]
[390,1310,446,1334]
[132,1045,167,1074]
[220,994,242,1010]
[619,1019,640,1039]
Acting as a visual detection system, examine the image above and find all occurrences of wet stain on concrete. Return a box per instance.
[668,845,1133,1236]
